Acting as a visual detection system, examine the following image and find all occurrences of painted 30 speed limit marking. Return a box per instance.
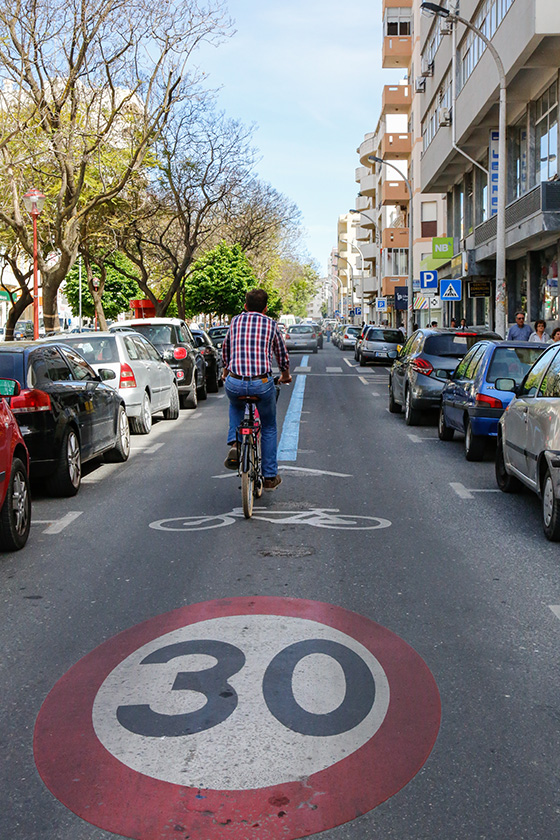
[34,597,441,840]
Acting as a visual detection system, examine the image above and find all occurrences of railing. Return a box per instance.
[474,182,560,248]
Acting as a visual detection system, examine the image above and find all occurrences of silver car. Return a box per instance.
[45,332,179,434]
[357,327,405,366]
[337,324,361,350]
[285,325,319,353]
[496,343,560,540]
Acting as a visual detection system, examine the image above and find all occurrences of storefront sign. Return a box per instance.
[394,287,408,310]
[432,238,454,260]
[468,279,492,298]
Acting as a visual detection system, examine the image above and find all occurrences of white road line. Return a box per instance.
[549,606,560,621]
[450,482,501,499]
[326,367,343,373]
[216,394,225,399]
[33,511,83,534]
[212,466,353,479]
[407,434,437,443]
[145,442,164,454]
[343,358,354,367]
[294,366,311,373]
[359,376,368,385]
[371,391,380,397]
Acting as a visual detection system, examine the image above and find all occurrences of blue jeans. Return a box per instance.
[225,375,278,478]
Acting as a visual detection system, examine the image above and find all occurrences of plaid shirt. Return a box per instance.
[222,311,289,377]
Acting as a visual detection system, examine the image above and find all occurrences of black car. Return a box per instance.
[0,342,130,496]
[113,319,206,408]
[207,326,229,351]
[190,327,224,392]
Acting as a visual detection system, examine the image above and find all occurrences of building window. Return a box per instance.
[385,8,412,36]
[457,0,515,92]
[384,248,409,277]
[421,201,438,238]
[535,80,558,183]
[512,119,528,198]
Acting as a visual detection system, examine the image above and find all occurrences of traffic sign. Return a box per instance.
[376,298,387,311]
[34,597,441,840]
[420,270,438,290]
[440,279,462,301]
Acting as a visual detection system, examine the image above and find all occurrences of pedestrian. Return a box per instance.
[450,318,457,328]
[528,319,551,344]
[413,322,419,332]
[506,311,533,341]
[552,327,560,342]
[430,320,438,327]
[460,318,468,328]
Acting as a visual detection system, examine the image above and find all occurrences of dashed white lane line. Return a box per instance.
[294,366,311,373]
[371,391,381,397]
[450,482,500,499]
[407,434,438,443]
[358,376,368,385]
[33,511,83,534]
[326,367,343,373]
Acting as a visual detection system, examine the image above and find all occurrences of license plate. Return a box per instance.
[377,351,387,357]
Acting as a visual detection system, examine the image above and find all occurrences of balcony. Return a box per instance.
[381,276,407,296]
[382,85,411,114]
[380,133,412,160]
[382,227,409,249]
[355,165,370,184]
[381,181,410,205]
[383,0,412,9]
[355,225,372,242]
[358,172,376,197]
[357,242,377,263]
[358,135,379,168]
[382,36,412,69]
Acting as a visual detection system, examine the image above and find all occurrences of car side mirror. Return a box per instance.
[0,378,21,396]
[98,368,117,381]
[495,377,517,393]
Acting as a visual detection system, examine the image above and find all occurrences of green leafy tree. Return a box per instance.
[64,254,141,321]
[280,263,320,319]
[183,243,256,319]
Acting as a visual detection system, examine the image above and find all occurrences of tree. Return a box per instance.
[183,242,255,319]
[64,253,141,321]
[0,0,231,331]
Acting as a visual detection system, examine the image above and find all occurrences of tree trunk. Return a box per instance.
[4,291,33,341]
[42,282,61,334]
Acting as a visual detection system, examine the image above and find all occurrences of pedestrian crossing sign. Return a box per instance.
[440,280,462,301]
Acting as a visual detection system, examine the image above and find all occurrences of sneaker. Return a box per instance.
[263,475,282,491]
[224,446,238,470]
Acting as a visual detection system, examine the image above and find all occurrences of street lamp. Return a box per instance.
[22,188,46,340]
[421,1,507,337]
[368,155,414,335]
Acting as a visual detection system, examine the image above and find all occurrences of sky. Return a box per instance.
[195,0,402,277]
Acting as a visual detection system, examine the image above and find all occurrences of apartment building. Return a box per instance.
[420,0,560,330]
[334,213,363,322]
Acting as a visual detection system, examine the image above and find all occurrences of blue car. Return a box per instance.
[438,340,548,461]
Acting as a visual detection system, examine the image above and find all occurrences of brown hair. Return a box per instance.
[245,289,268,312]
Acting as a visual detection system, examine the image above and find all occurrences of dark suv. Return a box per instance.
[388,327,502,425]
[190,327,224,393]
[112,318,206,408]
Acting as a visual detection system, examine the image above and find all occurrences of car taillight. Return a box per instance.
[311,333,316,338]
[174,347,188,360]
[119,363,137,389]
[10,388,51,413]
[475,393,503,409]
[411,358,434,376]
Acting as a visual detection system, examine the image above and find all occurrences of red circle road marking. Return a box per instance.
[34,597,441,839]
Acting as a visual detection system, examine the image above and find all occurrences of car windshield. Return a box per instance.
[486,345,546,384]
[288,326,314,335]
[60,337,119,364]
[345,327,360,336]
[366,329,404,343]
[424,333,499,357]
[131,324,174,345]
[208,328,228,338]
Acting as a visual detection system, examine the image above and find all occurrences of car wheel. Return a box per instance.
[46,426,81,497]
[0,458,31,551]
[542,468,560,541]
[163,383,180,419]
[359,353,367,367]
[130,392,152,434]
[183,378,198,409]
[105,406,131,462]
[438,406,454,441]
[197,372,208,400]
[495,436,522,493]
[388,382,402,414]
[207,367,220,394]
[404,387,421,426]
[464,419,486,461]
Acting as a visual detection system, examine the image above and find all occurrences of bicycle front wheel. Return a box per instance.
[240,438,254,518]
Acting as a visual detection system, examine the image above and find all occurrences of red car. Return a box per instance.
[0,378,31,550]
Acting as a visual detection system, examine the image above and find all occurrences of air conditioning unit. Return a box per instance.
[440,18,453,35]
[438,107,452,127]
[421,58,434,77]
[415,76,426,93]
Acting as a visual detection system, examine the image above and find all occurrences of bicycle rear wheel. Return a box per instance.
[240,437,254,518]
[254,435,263,498]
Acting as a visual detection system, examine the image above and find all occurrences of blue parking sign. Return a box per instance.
[420,270,438,290]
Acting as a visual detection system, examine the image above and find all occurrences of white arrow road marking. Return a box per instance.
[549,606,560,621]
[450,482,501,499]
[33,511,83,534]
[212,466,353,479]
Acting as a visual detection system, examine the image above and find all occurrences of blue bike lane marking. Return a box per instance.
[277,354,308,462]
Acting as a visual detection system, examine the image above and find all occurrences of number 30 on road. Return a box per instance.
[34,597,441,840]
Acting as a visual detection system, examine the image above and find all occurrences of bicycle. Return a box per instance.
[236,376,281,518]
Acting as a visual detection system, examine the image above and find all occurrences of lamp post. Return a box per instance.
[421,1,507,337]
[22,188,46,339]
[368,155,414,334]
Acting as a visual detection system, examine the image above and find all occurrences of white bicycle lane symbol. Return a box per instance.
[150,507,392,532]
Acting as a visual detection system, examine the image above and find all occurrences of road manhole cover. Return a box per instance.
[259,546,316,557]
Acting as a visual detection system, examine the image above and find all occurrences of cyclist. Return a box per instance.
[222,289,292,490]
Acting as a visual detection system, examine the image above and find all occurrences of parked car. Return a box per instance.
[335,324,361,350]
[310,323,324,349]
[0,378,31,550]
[438,341,547,460]
[112,319,206,408]
[190,327,223,392]
[356,326,405,366]
[0,342,130,496]
[14,320,34,341]
[495,343,560,540]
[389,327,502,425]
[43,332,179,434]
[207,326,230,351]
[284,324,319,353]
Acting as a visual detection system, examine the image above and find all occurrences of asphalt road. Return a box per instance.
[2,341,560,840]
